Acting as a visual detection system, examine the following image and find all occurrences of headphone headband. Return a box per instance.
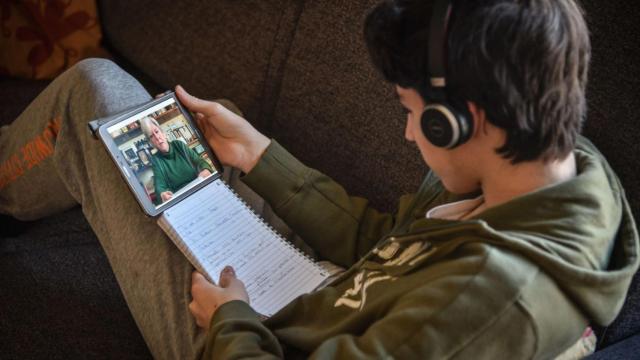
[428,0,452,89]
[420,0,472,149]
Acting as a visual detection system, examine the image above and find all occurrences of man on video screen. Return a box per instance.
[140,116,212,204]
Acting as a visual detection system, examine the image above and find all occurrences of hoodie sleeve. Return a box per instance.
[201,301,282,360]
[241,140,397,268]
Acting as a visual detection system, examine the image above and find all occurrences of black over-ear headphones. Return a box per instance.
[420,0,472,148]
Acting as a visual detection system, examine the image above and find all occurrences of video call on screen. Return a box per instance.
[108,99,217,207]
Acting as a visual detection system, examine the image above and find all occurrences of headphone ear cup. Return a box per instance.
[420,103,471,148]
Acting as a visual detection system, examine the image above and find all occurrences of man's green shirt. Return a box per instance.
[150,140,212,204]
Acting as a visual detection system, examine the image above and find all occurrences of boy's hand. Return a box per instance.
[176,85,270,173]
[189,267,249,330]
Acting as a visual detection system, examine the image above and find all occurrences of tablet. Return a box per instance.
[95,92,223,216]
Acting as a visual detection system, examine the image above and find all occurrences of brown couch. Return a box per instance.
[1,1,639,358]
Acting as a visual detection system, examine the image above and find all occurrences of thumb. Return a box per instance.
[175,85,222,116]
[218,266,236,288]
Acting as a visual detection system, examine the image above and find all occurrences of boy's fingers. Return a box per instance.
[188,300,202,316]
[218,266,236,287]
[154,90,171,99]
[191,271,203,286]
[195,114,208,131]
[176,85,216,115]
[192,271,216,288]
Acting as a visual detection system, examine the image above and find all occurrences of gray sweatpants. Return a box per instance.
[0,58,289,359]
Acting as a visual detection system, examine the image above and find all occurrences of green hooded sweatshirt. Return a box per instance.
[201,137,639,359]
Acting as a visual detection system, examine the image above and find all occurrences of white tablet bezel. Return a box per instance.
[96,92,223,217]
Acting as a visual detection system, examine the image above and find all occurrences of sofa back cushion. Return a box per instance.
[579,1,640,349]
[269,0,425,211]
[97,0,300,129]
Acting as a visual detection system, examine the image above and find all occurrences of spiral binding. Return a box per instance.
[220,180,329,277]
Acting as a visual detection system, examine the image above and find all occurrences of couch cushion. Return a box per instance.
[581,2,640,219]
[0,77,50,126]
[97,0,302,130]
[579,1,640,349]
[585,333,640,360]
[270,0,425,212]
[0,208,151,359]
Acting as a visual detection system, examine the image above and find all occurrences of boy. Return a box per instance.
[1,0,638,358]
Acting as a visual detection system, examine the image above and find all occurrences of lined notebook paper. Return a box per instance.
[157,179,328,317]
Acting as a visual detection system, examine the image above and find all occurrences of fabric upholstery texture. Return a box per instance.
[0,208,151,359]
[578,1,640,349]
[585,333,640,360]
[270,0,426,212]
[97,0,302,131]
[0,77,48,124]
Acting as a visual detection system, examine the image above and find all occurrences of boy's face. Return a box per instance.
[396,86,480,194]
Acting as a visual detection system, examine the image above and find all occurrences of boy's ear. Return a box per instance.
[467,101,487,137]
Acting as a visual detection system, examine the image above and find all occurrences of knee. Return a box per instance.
[61,58,126,117]
[68,58,125,88]
[61,58,149,117]
[73,57,121,73]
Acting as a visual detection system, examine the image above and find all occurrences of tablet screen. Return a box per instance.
[105,96,220,210]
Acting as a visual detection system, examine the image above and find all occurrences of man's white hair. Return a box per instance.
[139,116,161,138]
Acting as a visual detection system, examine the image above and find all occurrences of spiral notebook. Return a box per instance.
[158,179,329,317]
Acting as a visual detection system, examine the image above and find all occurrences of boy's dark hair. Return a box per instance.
[364,0,591,163]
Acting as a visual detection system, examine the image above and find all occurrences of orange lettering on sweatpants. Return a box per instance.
[21,143,38,170]
[50,116,62,136]
[7,154,24,182]
[0,116,62,190]
[34,135,54,160]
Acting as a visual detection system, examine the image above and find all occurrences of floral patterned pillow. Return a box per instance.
[0,0,109,79]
